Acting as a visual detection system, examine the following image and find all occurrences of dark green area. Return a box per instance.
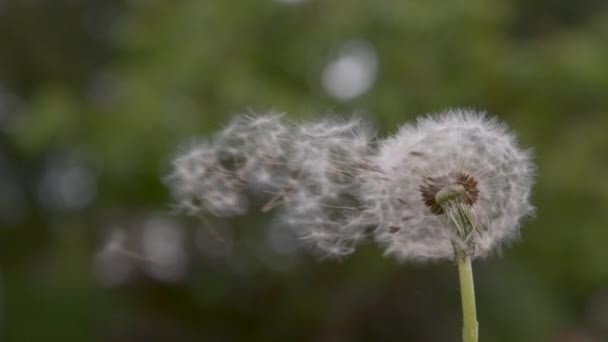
[1,0,608,341]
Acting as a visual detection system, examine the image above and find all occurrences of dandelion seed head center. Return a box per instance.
[419,172,479,215]
[435,184,466,204]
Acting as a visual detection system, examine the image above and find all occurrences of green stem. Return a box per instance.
[434,184,479,341]
[457,254,478,342]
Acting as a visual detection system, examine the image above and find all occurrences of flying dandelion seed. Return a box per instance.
[165,114,377,256]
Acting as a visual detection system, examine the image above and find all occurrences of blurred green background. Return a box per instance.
[1,0,608,341]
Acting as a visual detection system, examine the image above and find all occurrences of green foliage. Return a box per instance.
[2,0,608,341]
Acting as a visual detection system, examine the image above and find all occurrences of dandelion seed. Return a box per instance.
[276,117,376,256]
[164,113,291,217]
[165,113,378,257]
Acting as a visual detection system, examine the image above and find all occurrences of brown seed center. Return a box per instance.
[419,172,479,215]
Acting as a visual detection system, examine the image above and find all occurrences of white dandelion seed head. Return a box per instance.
[362,108,535,261]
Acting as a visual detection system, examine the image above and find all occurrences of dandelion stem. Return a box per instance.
[436,186,479,342]
[457,253,478,342]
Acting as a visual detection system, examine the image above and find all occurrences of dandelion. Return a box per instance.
[360,108,535,341]
[164,108,536,342]
[362,108,535,261]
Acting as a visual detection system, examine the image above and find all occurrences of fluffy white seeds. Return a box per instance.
[165,141,247,217]
[165,109,535,261]
[277,117,376,256]
[361,109,535,261]
[165,113,290,217]
[165,114,376,256]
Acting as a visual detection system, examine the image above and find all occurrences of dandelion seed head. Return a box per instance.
[363,108,535,260]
